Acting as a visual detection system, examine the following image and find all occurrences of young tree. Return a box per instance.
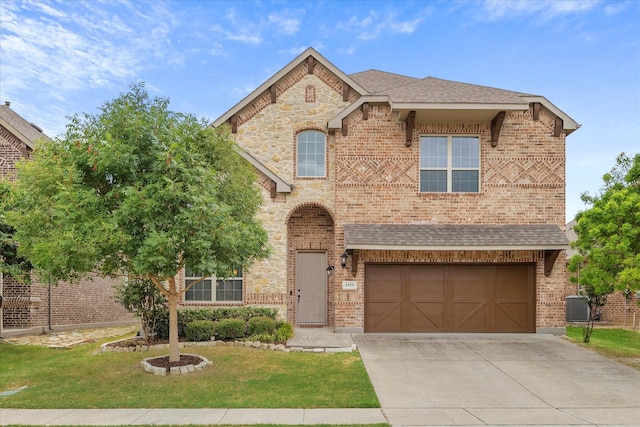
[6,84,269,361]
[568,152,640,342]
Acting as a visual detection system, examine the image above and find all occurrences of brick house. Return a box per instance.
[180,47,579,334]
[0,102,132,333]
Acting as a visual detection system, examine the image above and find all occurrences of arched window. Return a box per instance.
[296,130,326,177]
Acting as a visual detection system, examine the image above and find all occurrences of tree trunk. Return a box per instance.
[167,277,180,362]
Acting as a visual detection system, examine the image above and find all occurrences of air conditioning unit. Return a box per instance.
[566,296,589,322]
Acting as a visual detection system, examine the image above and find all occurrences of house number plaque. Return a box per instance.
[342,281,357,290]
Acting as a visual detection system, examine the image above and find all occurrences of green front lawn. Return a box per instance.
[565,326,640,370]
[0,336,379,409]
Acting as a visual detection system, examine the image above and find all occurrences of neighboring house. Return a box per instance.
[565,219,640,327]
[0,102,132,334]
[180,47,578,334]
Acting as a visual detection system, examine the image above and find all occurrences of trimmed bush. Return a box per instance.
[154,307,278,340]
[186,320,215,342]
[248,316,276,336]
[215,318,246,340]
[274,321,294,343]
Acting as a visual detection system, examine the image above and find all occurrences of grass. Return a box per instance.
[565,326,640,370]
[0,334,379,409]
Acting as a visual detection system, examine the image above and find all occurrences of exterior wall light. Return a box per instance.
[340,252,348,268]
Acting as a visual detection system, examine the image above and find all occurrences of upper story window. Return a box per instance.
[296,130,326,178]
[185,266,243,302]
[420,135,480,193]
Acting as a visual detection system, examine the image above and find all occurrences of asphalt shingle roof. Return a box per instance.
[344,224,568,250]
[349,70,534,104]
[0,104,50,148]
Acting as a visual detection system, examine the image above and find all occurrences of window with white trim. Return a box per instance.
[296,130,326,177]
[185,266,243,302]
[419,135,480,193]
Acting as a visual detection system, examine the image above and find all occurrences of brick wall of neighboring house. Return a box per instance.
[601,292,640,327]
[1,109,135,331]
[0,124,28,179]
[2,274,134,329]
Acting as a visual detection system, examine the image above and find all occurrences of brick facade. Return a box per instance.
[1,105,134,332]
[194,49,577,333]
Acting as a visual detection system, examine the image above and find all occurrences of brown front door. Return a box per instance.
[365,264,535,333]
[296,252,327,324]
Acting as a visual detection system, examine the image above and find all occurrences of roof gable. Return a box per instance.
[0,103,50,150]
[211,47,367,128]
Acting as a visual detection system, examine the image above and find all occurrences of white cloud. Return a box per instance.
[336,9,425,41]
[268,12,301,35]
[482,0,601,21]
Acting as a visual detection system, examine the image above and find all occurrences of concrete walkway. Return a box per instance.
[2,327,640,426]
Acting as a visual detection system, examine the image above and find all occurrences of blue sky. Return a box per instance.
[1,0,638,222]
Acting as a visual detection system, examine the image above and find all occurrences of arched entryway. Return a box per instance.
[286,203,335,326]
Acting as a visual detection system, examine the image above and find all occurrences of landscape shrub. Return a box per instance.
[185,320,215,342]
[154,307,287,342]
[248,333,276,343]
[274,321,294,343]
[215,318,246,340]
[248,316,276,336]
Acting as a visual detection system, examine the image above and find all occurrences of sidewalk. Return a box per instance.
[0,408,389,425]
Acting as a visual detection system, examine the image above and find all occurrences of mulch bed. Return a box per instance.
[144,354,205,372]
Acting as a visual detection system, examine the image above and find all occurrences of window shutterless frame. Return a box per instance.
[419,135,480,193]
[296,130,326,178]
[185,267,243,302]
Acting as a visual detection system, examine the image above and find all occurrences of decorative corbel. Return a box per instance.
[544,250,561,276]
[270,85,277,103]
[342,118,348,137]
[342,82,350,102]
[532,102,541,121]
[553,117,563,137]
[230,115,238,134]
[405,111,416,147]
[307,56,316,74]
[349,249,360,276]
[491,111,506,147]
[362,102,370,120]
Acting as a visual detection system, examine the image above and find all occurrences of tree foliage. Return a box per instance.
[5,83,269,360]
[568,152,640,342]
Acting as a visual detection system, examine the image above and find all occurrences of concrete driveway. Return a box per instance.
[354,333,640,426]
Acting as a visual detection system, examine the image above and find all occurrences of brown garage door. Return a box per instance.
[365,264,535,333]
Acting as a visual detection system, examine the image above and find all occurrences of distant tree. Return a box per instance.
[6,83,269,361]
[568,152,640,342]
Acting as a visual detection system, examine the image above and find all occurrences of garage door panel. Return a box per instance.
[409,302,445,331]
[365,264,535,333]
[367,302,402,332]
[453,302,488,331]
[495,302,529,332]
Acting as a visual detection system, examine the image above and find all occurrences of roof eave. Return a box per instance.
[0,117,37,150]
[234,145,292,193]
[327,95,389,129]
[211,47,368,128]
[522,96,580,135]
[345,244,569,251]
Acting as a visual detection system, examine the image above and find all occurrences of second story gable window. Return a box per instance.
[420,135,480,193]
[296,130,326,178]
